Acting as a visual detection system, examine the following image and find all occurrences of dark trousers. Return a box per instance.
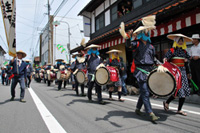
[11,76,25,99]
[26,75,32,88]
[6,75,11,85]
[75,79,85,95]
[58,80,67,90]
[136,81,152,114]
[87,75,102,101]
[190,59,200,92]
[1,75,4,85]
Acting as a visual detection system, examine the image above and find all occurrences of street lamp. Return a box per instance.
[53,20,71,64]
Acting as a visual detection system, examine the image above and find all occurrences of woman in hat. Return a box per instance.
[9,50,28,103]
[85,44,105,104]
[163,34,192,116]
[106,49,125,102]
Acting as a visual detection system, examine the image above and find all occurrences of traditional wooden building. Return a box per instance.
[72,0,200,85]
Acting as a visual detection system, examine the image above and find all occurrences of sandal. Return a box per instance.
[163,101,169,111]
[176,111,187,116]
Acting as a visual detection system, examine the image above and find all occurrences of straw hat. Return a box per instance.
[16,50,26,58]
[167,34,192,42]
[55,59,64,62]
[106,49,122,54]
[142,15,156,27]
[80,38,86,47]
[191,34,200,39]
[85,44,100,49]
[133,26,155,34]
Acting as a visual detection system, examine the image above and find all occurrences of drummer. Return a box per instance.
[85,44,105,104]
[69,49,86,96]
[106,49,125,102]
[46,63,54,86]
[162,34,192,116]
[125,25,160,121]
[62,61,70,88]
[55,59,65,90]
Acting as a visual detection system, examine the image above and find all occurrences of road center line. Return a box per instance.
[101,92,200,115]
[29,87,67,133]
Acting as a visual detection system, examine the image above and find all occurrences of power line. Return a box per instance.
[59,0,80,22]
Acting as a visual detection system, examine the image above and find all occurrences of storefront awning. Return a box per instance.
[151,8,200,37]
[98,36,125,50]
[98,8,200,50]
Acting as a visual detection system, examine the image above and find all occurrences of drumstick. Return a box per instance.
[136,67,150,75]
[190,79,199,91]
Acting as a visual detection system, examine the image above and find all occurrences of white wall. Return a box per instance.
[105,10,110,26]
[91,11,95,33]
[110,0,117,5]
[95,3,104,16]
[105,0,110,9]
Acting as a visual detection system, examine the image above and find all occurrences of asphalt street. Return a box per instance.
[0,81,200,133]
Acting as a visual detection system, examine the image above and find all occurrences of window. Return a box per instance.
[111,5,118,22]
[133,0,142,9]
[95,13,104,31]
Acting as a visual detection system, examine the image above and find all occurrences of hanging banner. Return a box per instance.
[0,0,16,57]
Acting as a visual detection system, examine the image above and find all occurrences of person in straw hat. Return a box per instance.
[106,49,125,102]
[162,34,192,116]
[69,51,87,96]
[121,15,160,121]
[24,60,33,88]
[85,44,105,104]
[68,39,87,95]
[9,50,28,103]
[189,34,200,95]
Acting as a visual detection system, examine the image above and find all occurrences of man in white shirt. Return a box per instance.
[190,34,200,94]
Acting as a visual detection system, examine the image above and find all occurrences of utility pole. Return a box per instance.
[47,0,51,64]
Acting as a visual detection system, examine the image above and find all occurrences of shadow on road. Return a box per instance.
[0,98,21,105]
[95,109,171,127]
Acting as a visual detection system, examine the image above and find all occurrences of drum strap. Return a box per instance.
[88,73,95,82]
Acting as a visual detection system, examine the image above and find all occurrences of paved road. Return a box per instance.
[0,81,200,133]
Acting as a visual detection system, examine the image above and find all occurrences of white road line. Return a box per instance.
[29,87,67,133]
[101,92,200,115]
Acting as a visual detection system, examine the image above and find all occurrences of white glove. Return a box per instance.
[96,63,105,70]
[157,65,168,73]
[119,22,129,39]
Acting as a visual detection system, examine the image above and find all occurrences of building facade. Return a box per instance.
[77,0,200,85]
[40,15,54,65]
[0,46,6,67]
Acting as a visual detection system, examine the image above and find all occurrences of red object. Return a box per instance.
[106,66,119,82]
[9,74,14,80]
[82,69,87,74]
[131,59,136,73]
[3,74,5,77]
[162,62,182,96]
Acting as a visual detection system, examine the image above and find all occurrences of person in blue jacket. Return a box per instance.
[125,26,160,121]
[85,44,105,104]
[25,60,33,88]
[9,50,27,103]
